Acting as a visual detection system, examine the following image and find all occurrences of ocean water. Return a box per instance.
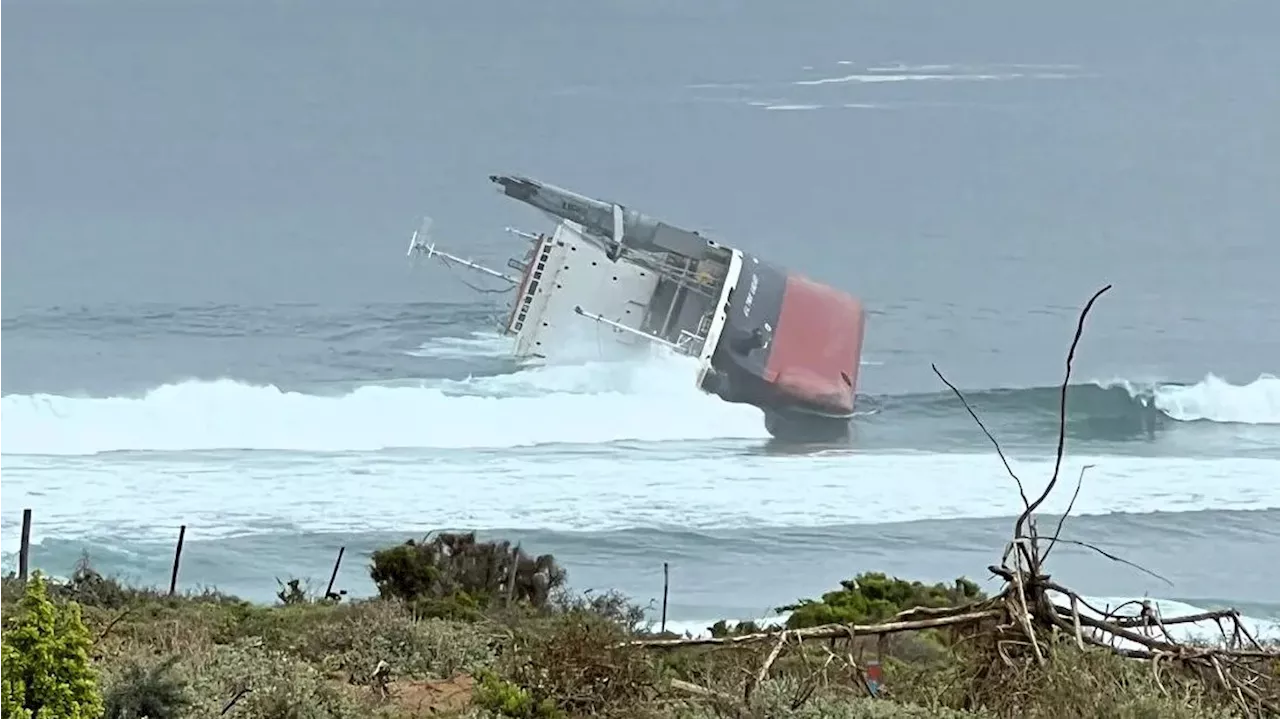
[3,0,1279,637]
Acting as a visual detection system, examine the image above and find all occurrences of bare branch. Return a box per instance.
[1040,463,1094,564]
[1017,284,1113,539]
[1038,537,1173,587]
[931,363,1030,513]
[95,607,134,643]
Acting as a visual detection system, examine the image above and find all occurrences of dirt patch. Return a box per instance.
[388,674,475,715]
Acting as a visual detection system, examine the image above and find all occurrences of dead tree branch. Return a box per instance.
[624,608,1005,649]
[930,363,1031,512]
[1017,284,1112,544]
[1041,464,1093,563]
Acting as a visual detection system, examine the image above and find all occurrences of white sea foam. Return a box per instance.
[794,72,1059,86]
[864,63,961,73]
[861,62,1082,73]
[6,368,1273,457]
[4,365,1278,557]
[404,331,514,360]
[1102,373,1280,425]
[748,101,891,111]
[3,448,1276,544]
[684,61,1086,100]
[0,354,768,455]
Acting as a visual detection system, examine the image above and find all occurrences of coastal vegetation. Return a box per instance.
[4,285,1276,718]
[1,529,1274,719]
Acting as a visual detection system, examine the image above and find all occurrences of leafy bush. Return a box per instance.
[264,599,496,682]
[1,573,26,607]
[552,588,650,634]
[1,572,104,719]
[101,655,190,719]
[370,532,566,610]
[472,669,563,718]
[181,642,365,718]
[707,619,764,638]
[491,610,657,717]
[54,557,139,610]
[412,591,488,623]
[780,574,985,629]
[43,554,241,612]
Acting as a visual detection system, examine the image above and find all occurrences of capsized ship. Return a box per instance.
[407,174,867,440]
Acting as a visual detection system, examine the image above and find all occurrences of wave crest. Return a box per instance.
[1103,374,1279,425]
[0,355,769,455]
[2,368,1273,456]
[892,374,1279,428]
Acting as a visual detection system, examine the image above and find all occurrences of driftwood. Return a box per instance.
[627,607,1005,649]
[629,284,1280,716]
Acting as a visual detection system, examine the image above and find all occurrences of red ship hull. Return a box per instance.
[701,254,866,440]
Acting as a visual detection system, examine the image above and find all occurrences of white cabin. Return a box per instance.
[409,217,744,373]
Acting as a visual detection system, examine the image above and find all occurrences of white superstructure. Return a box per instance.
[407,213,741,370]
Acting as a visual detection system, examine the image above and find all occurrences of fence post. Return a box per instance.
[661,562,670,633]
[19,509,32,582]
[168,525,186,596]
[325,546,345,600]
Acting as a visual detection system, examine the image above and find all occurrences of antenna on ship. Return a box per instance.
[406,216,438,263]
[404,215,520,285]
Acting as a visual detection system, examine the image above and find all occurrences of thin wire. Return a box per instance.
[438,255,516,295]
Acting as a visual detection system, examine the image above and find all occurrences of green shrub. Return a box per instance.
[370,532,565,610]
[1,573,26,609]
[552,588,650,634]
[52,556,150,610]
[707,619,763,638]
[492,610,657,717]
[472,669,563,718]
[181,642,364,718]
[780,574,985,629]
[101,655,190,719]
[47,554,241,611]
[1,572,104,719]
[412,591,488,623]
[290,600,496,681]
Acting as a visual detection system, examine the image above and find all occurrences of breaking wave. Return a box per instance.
[1104,374,1280,424]
[2,367,1273,456]
[0,354,769,455]
[887,374,1279,427]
